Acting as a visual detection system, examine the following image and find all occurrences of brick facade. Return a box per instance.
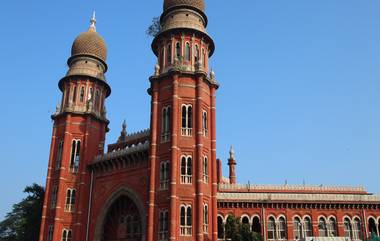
[38,1,380,241]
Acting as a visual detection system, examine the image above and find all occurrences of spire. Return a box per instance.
[228,145,237,184]
[229,145,235,160]
[117,120,128,143]
[89,11,96,31]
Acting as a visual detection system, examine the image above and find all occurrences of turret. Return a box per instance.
[147,1,219,241]
[228,146,237,184]
[39,13,111,241]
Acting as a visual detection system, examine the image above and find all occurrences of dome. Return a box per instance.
[71,27,107,62]
[163,0,205,13]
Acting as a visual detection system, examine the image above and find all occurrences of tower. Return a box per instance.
[148,1,219,241]
[39,13,111,241]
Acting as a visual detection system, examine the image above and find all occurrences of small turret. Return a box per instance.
[117,120,128,143]
[228,145,237,184]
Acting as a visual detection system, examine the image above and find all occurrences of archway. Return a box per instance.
[93,187,146,241]
[103,196,142,241]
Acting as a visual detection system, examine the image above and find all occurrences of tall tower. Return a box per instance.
[39,14,111,241]
[148,1,219,241]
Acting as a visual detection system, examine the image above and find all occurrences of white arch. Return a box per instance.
[302,215,312,222]
[277,214,286,222]
[343,215,352,223]
[251,214,261,223]
[240,214,251,224]
[317,215,328,222]
[367,216,377,223]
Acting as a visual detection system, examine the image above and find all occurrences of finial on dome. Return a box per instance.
[229,145,235,160]
[90,11,96,31]
[154,63,160,76]
[210,69,215,80]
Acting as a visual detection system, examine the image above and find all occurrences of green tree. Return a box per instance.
[146,17,161,37]
[0,184,44,241]
[225,215,263,241]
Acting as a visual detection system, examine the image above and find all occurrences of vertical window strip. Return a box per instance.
[181,105,193,136]
[159,210,169,241]
[203,204,208,233]
[69,140,81,173]
[50,185,58,209]
[55,140,64,170]
[65,189,76,212]
[47,225,54,241]
[203,156,208,183]
[180,156,192,184]
[62,229,72,241]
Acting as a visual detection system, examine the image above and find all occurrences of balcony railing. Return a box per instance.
[181,128,192,137]
[181,175,192,184]
[180,226,192,236]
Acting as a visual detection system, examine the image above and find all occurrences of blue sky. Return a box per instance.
[0,0,379,219]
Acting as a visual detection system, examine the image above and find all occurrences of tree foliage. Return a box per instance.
[225,215,263,241]
[146,17,161,37]
[0,184,44,241]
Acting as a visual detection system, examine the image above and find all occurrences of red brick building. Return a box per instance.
[38,1,380,241]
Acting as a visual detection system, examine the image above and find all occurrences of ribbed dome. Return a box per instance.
[163,0,205,13]
[71,28,107,62]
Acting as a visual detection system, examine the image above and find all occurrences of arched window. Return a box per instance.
[50,185,58,209]
[267,217,276,240]
[88,87,93,101]
[94,90,100,111]
[181,105,193,136]
[252,216,261,234]
[167,44,172,64]
[318,217,328,237]
[69,140,81,173]
[159,210,169,241]
[203,156,208,183]
[241,216,249,225]
[328,217,337,237]
[194,45,200,63]
[64,189,76,212]
[55,140,64,170]
[217,216,224,239]
[202,111,208,136]
[72,86,77,103]
[79,87,85,102]
[344,217,353,238]
[278,217,287,240]
[293,217,302,240]
[203,204,209,233]
[176,42,181,59]
[161,106,171,142]
[47,225,54,241]
[202,49,206,67]
[185,43,191,61]
[180,205,192,236]
[161,48,165,69]
[368,218,378,237]
[352,218,362,240]
[160,161,170,190]
[304,217,313,237]
[62,229,72,241]
[180,156,192,184]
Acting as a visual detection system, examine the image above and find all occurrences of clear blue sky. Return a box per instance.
[0,0,379,219]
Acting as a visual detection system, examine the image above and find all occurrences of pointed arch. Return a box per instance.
[93,187,147,241]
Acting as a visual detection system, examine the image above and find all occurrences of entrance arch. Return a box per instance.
[93,187,146,241]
